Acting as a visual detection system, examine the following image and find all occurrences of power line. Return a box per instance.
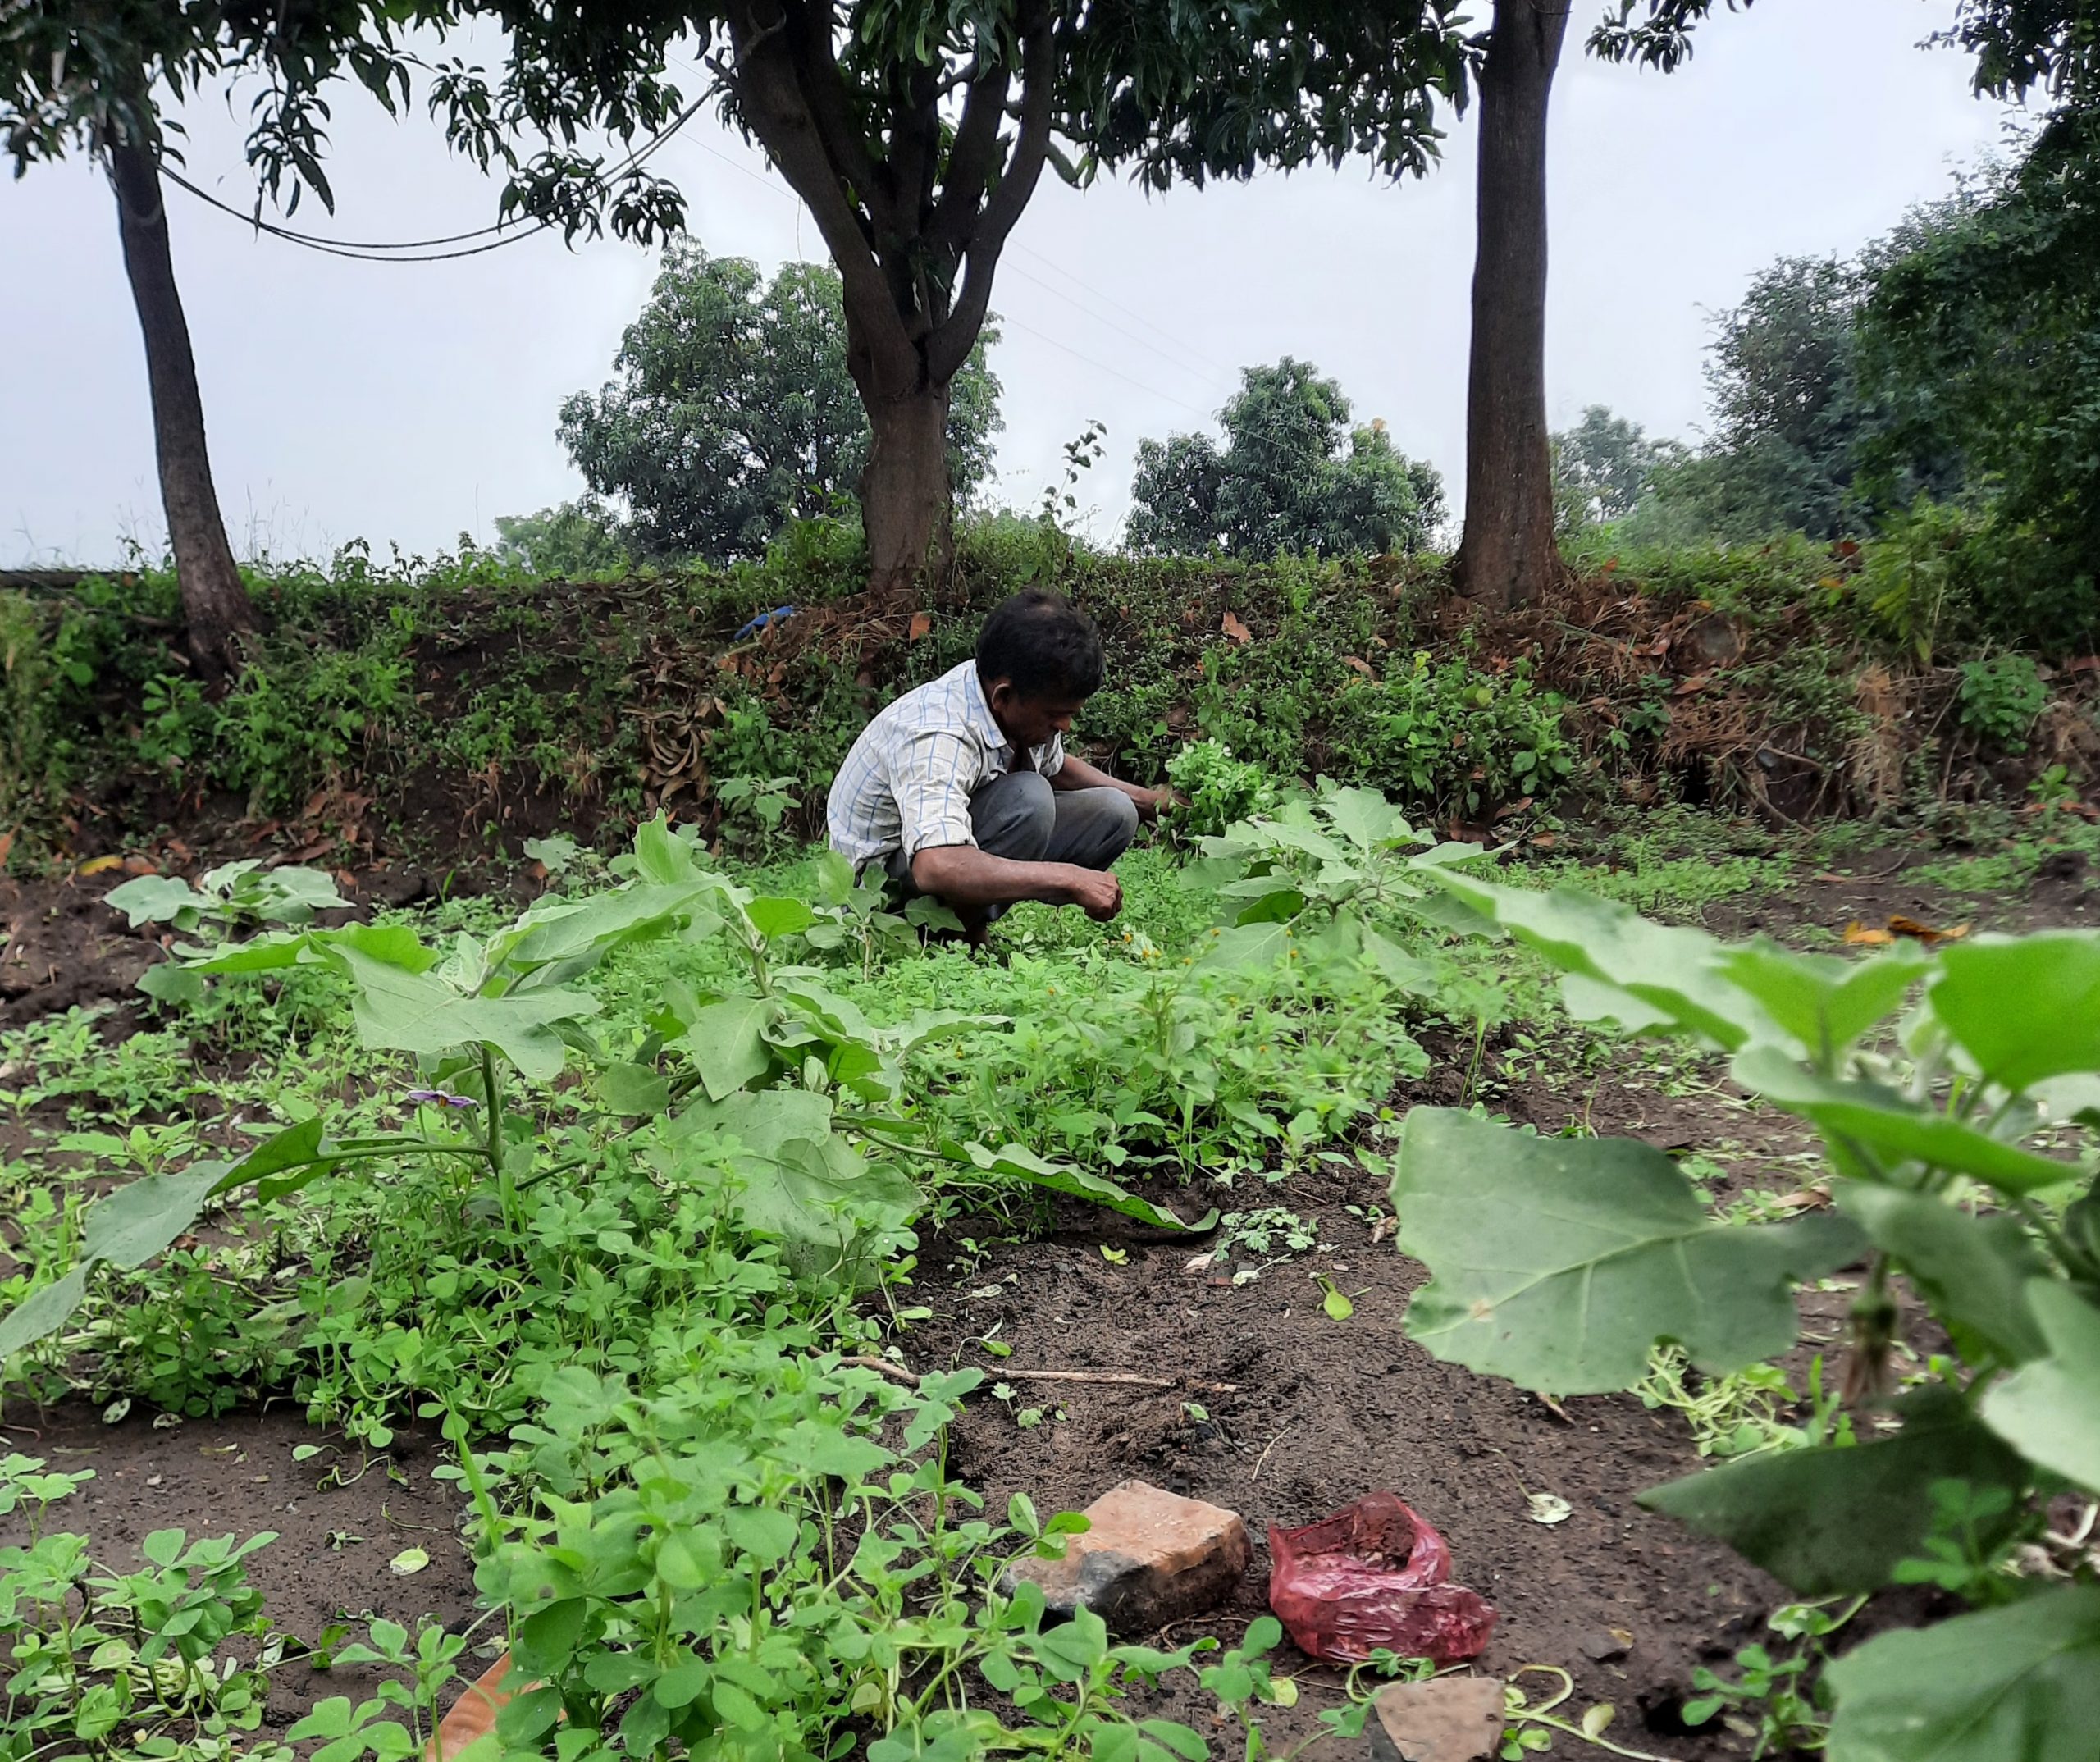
[998,315,1215,418]
[161,99,703,263]
[1000,261,1228,394]
[1007,245,1230,386]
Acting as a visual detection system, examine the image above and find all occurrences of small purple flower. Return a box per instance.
[404,1089,480,1110]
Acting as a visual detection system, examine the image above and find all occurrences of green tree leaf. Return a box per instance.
[1638,1388,2027,1595]
[1824,1586,2100,1762]
[1390,1110,1861,1394]
[674,997,779,1101]
[955,1141,1217,1235]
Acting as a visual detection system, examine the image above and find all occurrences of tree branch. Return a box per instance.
[926,60,1011,258]
[778,0,897,234]
[722,2,916,386]
[927,3,1054,384]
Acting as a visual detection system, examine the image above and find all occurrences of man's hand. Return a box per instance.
[1062,865,1123,920]
[1132,785,1185,825]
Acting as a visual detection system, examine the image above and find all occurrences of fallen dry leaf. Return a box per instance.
[908,611,932,641]
[1343,655,1373,677]
[1887,915,1970,946]
[1842,923,1895,947]
[1221,610,1252,645]
[78,854,124,875]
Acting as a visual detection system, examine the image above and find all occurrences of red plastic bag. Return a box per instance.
[1267,1492,1497,1664]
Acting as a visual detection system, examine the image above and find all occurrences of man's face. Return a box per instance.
[988,681,1084,752]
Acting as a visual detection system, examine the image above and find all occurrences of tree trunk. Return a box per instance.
[107,136,256,677]
[1453,0,1572,612]
[860,381,954,594]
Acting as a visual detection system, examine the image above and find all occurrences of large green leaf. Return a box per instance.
[1716,942,1928,1070]
[1427,874,1769,1051]
[334,947,596,1082]
[103,874,206,929]
[1824,1586,2100,1762]
[952,1141,1218,1234]
[675,997,779,1101]
[489,884,719,991]
[1980,1280,2100,1495]
[1737,1049,2076,1195]
[669,1090,920,1251]
[1931,933,2100,1093]
[1638,1389,2027,1595]
[1836,1185,2048,1366]
[1390,1110,1861,1394]
[0,1269,89,1361]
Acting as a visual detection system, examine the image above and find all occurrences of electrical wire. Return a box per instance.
[161,97,703,263]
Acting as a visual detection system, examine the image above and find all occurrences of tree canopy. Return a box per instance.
[1125,358,1444,560]
[545,246,1001,565]
[1550,406,1684,534]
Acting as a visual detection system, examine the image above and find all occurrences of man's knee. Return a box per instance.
[1051,787,1138,870]
[971,769,1056,860]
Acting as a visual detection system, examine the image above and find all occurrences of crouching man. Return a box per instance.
[826,589,1171,942]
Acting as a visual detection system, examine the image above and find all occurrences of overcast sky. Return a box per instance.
[2,0,2016,568]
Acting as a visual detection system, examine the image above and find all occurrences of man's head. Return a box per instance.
[975,588,1104,751]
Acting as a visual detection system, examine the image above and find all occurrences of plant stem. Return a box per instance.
[481,1045,518,1232]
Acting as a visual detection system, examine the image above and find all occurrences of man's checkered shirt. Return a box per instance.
[826,660,1065,869]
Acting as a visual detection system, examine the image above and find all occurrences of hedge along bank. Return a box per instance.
[10,521,2094,868]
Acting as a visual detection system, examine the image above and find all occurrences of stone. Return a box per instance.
[1000,1478,1251,1634]
[1366,1677,1507,1762]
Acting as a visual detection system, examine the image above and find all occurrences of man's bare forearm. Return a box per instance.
[1049,753,1173,819]
[910,844,1093,907]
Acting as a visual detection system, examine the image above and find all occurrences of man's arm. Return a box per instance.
[1047,752,1176,822]
[910,844,1121,920]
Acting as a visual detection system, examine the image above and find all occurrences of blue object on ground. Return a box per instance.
[733,605,796,641]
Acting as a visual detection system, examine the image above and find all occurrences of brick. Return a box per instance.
[1001,1478,1252,1634]
[1366,1677,1507,1762]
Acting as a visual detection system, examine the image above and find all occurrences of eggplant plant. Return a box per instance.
[1385,871,2100,1760]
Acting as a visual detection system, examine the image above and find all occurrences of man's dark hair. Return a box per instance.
[975,588,1104,701]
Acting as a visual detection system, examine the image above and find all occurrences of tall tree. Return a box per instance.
[2,4,691,673]
[104,118,253,675]
[682,1,1473,589]
[550,246,1002,564]
[1550,405,1684,533]
[1450,0,1573,610]
[1127,358,1444,559]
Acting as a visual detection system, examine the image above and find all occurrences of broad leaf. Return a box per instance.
[1824,1585,2100,1762]
[1737,1049,2075,1195]
[955,1141,1218,1234]
[1428,874,1769,1051]
[1197,922,1291,971]
[1931,933,2100,1092]
[598,1062,672,1117]
[1836,1185,2048,1366]
[82,1168,226,1266]
[103,874,206,929]
[334,947,596,1082]
[1716,942,1927,1070]
[746,897,817,940]
[137,963,206,1007]
[0,1268,89,1361]
[1319,783,1418,851]
[1980,1280,2100,1495]
[1639,1389,2026,1595]
[1390,1110,1862,1394]
[490,884,719,990]
[676,997,778,1101]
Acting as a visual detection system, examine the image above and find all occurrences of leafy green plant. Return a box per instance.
[1382,869,2100,1758]
[1166,739,1280,839]
[1956,653,2049,752]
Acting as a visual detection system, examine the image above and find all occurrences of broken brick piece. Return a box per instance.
[1367,1677,1507,1762]
[1001,1478,1252,1634]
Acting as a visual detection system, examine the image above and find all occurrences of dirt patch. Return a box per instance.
[0,1403,479,1737]
[906,1155,1778,1757]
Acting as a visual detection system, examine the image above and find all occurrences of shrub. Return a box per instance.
[1165,740,1279,838]
[1956,654,2049,753]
